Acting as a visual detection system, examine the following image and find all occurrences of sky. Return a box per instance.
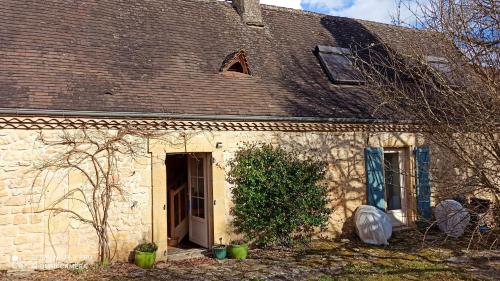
[260,0,414,24]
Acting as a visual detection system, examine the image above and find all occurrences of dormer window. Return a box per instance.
[221,50,251,77]
[316,45,363,84]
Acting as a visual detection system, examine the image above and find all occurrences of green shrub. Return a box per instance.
[228,144,331,247]
[135,242,158,253]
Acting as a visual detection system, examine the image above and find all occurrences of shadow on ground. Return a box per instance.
[3,230,499,281]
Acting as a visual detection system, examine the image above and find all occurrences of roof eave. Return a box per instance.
[0,107,408,125]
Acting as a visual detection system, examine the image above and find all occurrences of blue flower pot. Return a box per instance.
[213,245,227,260]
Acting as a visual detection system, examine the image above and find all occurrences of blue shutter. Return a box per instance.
[364,147,385,211]
[415,146,432,220]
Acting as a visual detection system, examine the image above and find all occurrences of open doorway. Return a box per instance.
[166,153,212,251]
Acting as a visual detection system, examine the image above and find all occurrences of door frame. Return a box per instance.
[206,153,214,249]
[383,148,410,227]
[168,152,213,249]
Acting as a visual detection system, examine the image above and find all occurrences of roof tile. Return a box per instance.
[0,0,446,119]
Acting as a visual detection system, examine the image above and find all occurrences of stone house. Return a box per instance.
[0,0,445,269]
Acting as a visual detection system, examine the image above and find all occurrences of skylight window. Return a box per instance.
[316,45,363,84]
[426,56,451,76]
[426,55,460,86]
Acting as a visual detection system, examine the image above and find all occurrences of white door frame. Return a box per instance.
[383,148,409,227]
[187,153,213,248]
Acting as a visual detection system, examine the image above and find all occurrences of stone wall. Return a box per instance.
[0,126,425,269]
[0,129,152,270]
[148,130,423,248]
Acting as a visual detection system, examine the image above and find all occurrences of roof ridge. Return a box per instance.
[205,0,420,32]
[260,3,420,32]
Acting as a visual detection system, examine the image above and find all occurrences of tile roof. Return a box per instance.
[0,0,448,120]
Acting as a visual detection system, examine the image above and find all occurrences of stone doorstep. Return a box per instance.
[166,248,208,262]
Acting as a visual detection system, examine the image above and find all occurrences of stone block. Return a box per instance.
[13,214,28,225]
[0,236,14,246]
[14,235,32,245]
[22,205,41,213]
[0,251,10,263]
[19,224,44,233]
[16,243,41,252]
[0,215,12,225]
[0,186,9,198]
[30,214,43,224]
[0,225,18,237]
[0,207,9,215]
[10,206,25,214]
[5,196,26,206]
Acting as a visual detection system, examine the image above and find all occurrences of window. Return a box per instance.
[228,62,244,73]
[384,151,402,211]
[316,45,363,84]
[365,147,412,227]
[365,146,432,225]
[426,56,452,78]
[189,156,205,219]
[383,149,408,227]
[426,55,462,87]
[220,50,251,76]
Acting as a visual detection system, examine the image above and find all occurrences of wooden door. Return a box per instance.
[168,182,188,242]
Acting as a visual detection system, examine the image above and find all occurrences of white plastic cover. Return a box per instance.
[434,200,470,238]
[355,205,392,245]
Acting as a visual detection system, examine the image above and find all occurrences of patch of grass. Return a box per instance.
[311,259,474,281]
[417,247,453,261]
[306,230,494,281]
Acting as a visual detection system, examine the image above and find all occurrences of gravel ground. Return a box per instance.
[2,230,499,281]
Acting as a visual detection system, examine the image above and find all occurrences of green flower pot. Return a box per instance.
[134,251,156,269]
[228,243,248,260]
[213,246,227,260]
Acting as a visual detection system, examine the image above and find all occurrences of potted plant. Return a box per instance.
[213,238,227,260]
[227,240,248,260]
[134,242,158,269]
